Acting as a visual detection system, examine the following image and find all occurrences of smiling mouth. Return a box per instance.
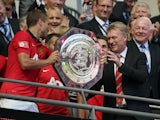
[49,24,59,27]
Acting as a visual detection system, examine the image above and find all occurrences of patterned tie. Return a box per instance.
[140,45,150,73]
[101,22,109,36]
[116,56,123,106]
[123,12,130,23]
[103,22,109,31]
[0,23,12,44]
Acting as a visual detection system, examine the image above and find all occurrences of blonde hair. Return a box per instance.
[54,25,70,35]
[3,0,15,6]
[47,6,63,19]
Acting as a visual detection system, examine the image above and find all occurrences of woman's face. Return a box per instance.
[48,10,63,29]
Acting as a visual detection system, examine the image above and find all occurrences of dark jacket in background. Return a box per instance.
[0,18,20,57]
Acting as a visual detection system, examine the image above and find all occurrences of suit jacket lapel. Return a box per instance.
[90,18,104,35]
[149,43,156,73]
[9,19,20,34]
[124,46,133,67]
[125,40,139,66]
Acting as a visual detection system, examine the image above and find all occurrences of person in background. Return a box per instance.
[36,33,70,116]
[151,0,160,23]
[52,0,79,27]
[29,0,78,27]
[150,0,160,45]
[131,2,160,45]
[0,0,20,57]
[97,34,108,53]
[127,18,135,40]
[74,34,108,119]
[0,9,60,112]
[86,34,108,120]
[47,6,69,35]
[78,0,113,36]
[78,0,95,24]
[110,0,137,25]
[3,0,17,19]
[128,17,160,100]
[131,2,151,19]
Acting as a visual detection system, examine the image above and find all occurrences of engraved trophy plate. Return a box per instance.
[54,27,103,89]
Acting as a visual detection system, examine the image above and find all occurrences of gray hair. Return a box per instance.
[131,2,151,16]
[107,21,128,35]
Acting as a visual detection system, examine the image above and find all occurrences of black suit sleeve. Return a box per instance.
[119,53,149,83]
[0,32,8,57]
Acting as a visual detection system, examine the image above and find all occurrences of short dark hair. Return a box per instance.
[27,9,48,28]
[45,33,61,43]
[96,34,108,41]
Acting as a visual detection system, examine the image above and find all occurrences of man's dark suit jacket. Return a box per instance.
[63,6,79,27]
[127,40,160,99]
[151,15,160,24]
[90,41,152,120]
[0,31,8,57]
[0,18,20,57]
[150,16,160,46]
[109,1,129,25]
[28,0,46,13]
[78,17,104,35]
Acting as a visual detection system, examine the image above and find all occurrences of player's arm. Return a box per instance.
[18,50,60,70]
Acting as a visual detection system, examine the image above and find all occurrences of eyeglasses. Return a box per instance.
[83,1,93,6]
[98,4,112,9]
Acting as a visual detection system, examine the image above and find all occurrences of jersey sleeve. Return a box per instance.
[12,31,31,55]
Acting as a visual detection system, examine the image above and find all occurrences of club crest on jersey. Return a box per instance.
[38,48,44,56]
[19,41,29,48]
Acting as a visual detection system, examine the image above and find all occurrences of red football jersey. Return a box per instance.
[36,65,69,116]
[0,55,7,77]
[1,30,50,97]
[87,95,104,120]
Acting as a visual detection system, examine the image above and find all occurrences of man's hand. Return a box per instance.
[47,50,61,64]
[107,51,122,67]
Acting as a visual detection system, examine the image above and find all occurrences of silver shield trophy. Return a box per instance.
[54,27,103,89]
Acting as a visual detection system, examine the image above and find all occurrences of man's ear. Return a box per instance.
[124,34,128,42]
[38,19,43,26]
